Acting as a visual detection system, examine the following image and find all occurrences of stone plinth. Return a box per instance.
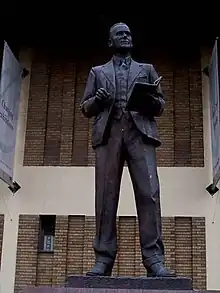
[23,274,194,292]
[67,275,192,290]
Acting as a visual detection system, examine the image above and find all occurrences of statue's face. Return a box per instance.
[109,24,133,51]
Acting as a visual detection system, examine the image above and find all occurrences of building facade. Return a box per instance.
[0,41,219,293]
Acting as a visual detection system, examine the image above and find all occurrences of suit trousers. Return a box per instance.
[93,112,164,268]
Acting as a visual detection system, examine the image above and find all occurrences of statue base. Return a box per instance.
[23,275,193,292]
[66,275,192,290]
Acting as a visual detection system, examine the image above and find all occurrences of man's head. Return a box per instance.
[108,22,133,53]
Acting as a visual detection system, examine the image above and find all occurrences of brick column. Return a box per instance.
[118,216,136,276]
[14,215,39,293]
[66,215,85,275]
[192,217,206,289]
[60,62,76,166]
[175,217,192,278]
[174,67,191,166]
[52,216,69,285]
[23,54,49,166]
[162,217,176,274]
[43,61,63,166]
[72,64,90,166]
[82,216,95,274]
[189,60,204,167]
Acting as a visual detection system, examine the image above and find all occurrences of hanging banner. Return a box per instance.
[0,41,22,186]
[206,37,220,195]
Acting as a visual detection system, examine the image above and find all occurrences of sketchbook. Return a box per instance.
[126,76,162,112]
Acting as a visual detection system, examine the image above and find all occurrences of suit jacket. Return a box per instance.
[80,58,165,148]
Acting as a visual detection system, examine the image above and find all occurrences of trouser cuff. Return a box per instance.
[143,254,164,267]
[95,255,115,266]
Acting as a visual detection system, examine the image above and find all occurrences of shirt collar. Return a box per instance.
[113,55,131,67]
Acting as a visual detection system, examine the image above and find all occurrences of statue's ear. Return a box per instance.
[108,38,113,48]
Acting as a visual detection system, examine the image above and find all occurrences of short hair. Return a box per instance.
[109,22,129,36]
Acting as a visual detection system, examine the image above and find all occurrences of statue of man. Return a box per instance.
[80,22,172,277]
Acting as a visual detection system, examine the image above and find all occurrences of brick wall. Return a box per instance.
[23,48,203,167]
[14,215,206,292]
[0,214,4,268]
[14,215,39,293]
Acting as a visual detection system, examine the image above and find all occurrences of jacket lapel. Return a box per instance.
[101,59,143,94]
[101,60,116,89]
[127,60,143,92]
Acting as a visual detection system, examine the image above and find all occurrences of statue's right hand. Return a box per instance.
[95,88,110,103]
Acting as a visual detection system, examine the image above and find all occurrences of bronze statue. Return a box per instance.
[80,22,172,277]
